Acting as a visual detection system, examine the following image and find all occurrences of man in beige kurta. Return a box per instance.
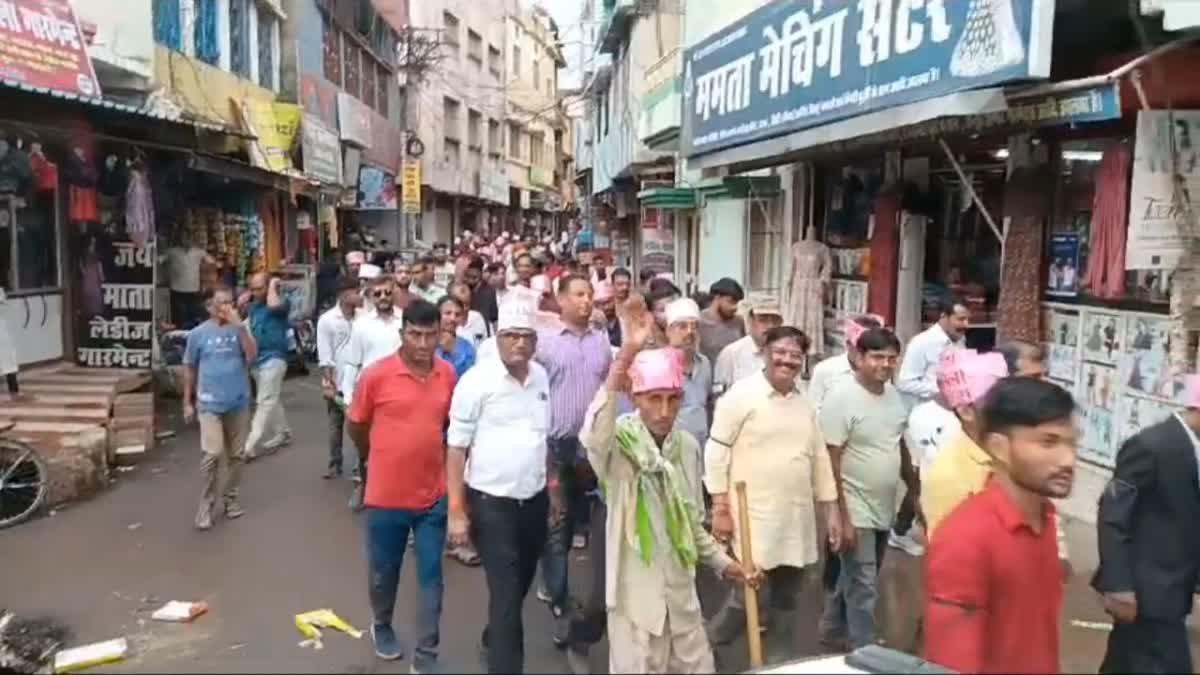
[704,325,841,664]
[581,335,754,674]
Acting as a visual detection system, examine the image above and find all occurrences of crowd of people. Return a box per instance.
[178,231,1200,675]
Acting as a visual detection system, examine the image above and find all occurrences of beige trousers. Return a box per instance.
[608,612,716,674]
[198,408,249,516]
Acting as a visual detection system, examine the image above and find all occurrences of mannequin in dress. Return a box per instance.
[784,225,832,356]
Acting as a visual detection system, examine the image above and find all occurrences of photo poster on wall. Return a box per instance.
[1118,314,1189,402]
[1046,234,1081,298]
[1043,308,1080,385]
[1080,308,1124,366]
[1079,403,1117,468]
[1116,393,1180,457]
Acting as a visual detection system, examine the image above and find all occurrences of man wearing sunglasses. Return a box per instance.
[343,275,405,510]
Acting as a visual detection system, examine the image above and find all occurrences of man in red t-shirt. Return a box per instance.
[347,299,456,672]
[924,377,1077,674]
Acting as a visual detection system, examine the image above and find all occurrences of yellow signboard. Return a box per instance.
[401,160,421,214]
[242,100,303,174]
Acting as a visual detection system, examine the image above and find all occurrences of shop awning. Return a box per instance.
[0,78,249,137]
[695,175,783,201]
[189,154,318,194]
[688,88,1009,172]
[638,187,697,209]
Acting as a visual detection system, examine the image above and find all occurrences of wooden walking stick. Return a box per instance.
[735,481,764,668]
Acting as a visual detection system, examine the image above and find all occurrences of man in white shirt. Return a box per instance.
[342,275,403,511]
[316,276,361,479]
[446,301,552,675]
[162,235,214,329]
[895,295,969,410]
[713,295,784,396]
[808,314,882,412]
[432,242,457,289]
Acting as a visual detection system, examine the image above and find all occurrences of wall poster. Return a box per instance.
[1081,308,1124,365]
[1043,308,1079,383]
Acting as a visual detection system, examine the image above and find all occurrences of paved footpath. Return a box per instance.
[1,371,1197,673]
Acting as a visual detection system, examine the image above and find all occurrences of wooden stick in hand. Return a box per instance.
[735,481,763,669]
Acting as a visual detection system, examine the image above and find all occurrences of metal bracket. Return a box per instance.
[937,138,1004,248]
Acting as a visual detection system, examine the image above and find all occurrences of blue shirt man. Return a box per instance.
[241,273,294,459]
[185,321,252,414]
[247,296,291,366]
[436,335,476,378]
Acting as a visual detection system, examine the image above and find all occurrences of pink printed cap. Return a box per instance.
[629,348,685,394]
[939,349,1007,409]
[594,280,614,302]
[1186,374,1200,409]
[843,313,884,349]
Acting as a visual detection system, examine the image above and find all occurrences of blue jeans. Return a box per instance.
[820,527,887,649]
[366,497,447,669]
[540,437,590,611]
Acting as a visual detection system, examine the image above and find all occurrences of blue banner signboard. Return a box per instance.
[681,0,1056,157]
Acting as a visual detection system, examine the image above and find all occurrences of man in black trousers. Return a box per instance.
[1093,376,1200,673]
[445,300,553,674]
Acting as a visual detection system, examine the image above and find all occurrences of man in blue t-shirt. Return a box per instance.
[240,272,293,461]
[184,287,257,531]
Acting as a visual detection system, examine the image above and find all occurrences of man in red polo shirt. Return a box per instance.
[347,299,456,673]
[924,376,1077,674]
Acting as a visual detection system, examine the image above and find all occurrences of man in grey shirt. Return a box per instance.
[698,278,745,365]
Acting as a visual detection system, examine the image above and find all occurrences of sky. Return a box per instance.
[531,0,590,90]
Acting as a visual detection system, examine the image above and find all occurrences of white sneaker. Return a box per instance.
[887,527,925,557]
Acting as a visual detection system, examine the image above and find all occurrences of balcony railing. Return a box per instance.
[642,46,680,97]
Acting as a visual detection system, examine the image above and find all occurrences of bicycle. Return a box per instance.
[0,421,49,529]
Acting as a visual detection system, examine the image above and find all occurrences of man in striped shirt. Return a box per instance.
[534,273,612,635]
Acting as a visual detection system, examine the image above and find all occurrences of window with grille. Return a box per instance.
[229,0,251,77]
[376,63,389,116]
[747,197,783,295]
[488,119,501,156]
[362,59,377,109]
[322,16,341,84]
[468,110,482,150]
[467,30,483,65]
[531,132,545,166]
[443,12,460,53]
[443,97,461,141]
[152,0,182,50]
[257,6,277,89]
[512,45,521,78]
[509,123,521,159]
[488,45,501,78]
[194,0,220,65]
[444,139,461,168]
[344,39,361,101]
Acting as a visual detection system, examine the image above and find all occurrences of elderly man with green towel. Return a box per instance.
[579,301,759,674]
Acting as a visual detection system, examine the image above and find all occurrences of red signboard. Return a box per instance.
[0,0,101,97]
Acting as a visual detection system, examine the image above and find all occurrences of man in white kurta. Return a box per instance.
[704,325,841,664]
[580,337,754,674]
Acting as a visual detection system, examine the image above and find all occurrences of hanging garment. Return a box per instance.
[28,150,58,192]
[784,238,832,355]
[125,168,154,246]
[80,257,105,318]
[895,213,928,345]
[867,191,901,327]
[997,166,1052,343]
[0,145,31,195]
[1082,144,1132,299]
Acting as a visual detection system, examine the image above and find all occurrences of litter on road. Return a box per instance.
[53,637,128,673]
[150,601,209,623]
[294,609,361,650]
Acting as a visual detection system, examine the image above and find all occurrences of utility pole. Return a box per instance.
[396,24,443,249]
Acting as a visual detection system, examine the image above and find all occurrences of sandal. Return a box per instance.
[447,544,481,566]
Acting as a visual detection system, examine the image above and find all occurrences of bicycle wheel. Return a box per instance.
[0,439,48,529]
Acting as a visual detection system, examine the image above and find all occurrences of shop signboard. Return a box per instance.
[0,0,101,98]
[242,100,302,174]
[640,207,676,275]
[401,159,421,214]
[1126,110,1200,270]
[302,116,342,185]
[680,0,1055,157]
[337,91,372,148]
[480,171,509,204]
[530,165,554,188]
[358,164,397,210]
[78,240,153,369]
